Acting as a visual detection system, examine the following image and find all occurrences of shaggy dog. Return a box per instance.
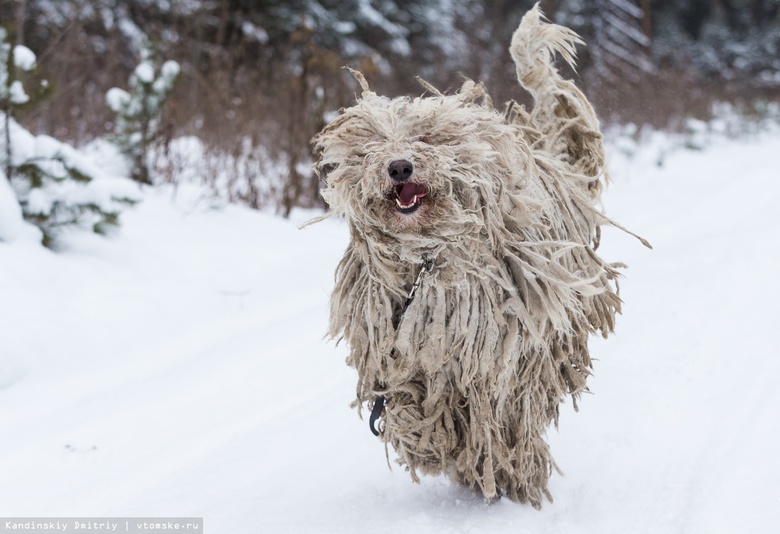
[311,6,648,507]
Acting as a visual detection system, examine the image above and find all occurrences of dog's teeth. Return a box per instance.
[394,194,420,210]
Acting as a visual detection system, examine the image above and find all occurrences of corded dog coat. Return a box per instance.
[311,5,648,507]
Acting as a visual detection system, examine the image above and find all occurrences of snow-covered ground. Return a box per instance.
[1,128,779,533]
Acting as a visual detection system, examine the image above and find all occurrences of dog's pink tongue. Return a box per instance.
[398,183,427,204]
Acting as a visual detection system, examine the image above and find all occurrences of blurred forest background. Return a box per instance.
[2,0,779,214]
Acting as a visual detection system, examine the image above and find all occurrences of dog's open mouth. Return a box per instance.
[389,183,427,214]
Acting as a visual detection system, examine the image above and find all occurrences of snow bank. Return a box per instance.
[0,171,38,243]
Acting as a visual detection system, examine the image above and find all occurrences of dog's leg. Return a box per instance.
[509,4,605,181]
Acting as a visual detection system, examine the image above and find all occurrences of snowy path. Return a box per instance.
[1,132,779,533]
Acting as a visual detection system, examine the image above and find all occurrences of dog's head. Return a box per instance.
[313,75,535,248]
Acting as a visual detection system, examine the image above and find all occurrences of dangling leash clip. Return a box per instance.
[368,255,435,437]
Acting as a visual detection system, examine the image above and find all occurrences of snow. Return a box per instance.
[4,119,142,216]
[116,16,146,56]
[0,31,34,104]
[152,61,180,96]
[240,21,269,44]
[357,0,411,57]
[1,113,141,249]
[8,80,29,105]
[13,44,37,71]
[1,126,780,532]
[0,171,40,243]
[6,43,36,105]
[160,60,181,80]
[106,87,131,113]
[133,62,155,85]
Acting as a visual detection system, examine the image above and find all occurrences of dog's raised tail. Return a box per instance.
[510,4,583,94]
[509,4,604,181]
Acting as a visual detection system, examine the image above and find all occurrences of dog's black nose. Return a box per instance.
[388,159,414,182]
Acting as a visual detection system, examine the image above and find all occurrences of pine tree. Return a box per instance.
[106,42,180,185]
[1,27,138,248]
